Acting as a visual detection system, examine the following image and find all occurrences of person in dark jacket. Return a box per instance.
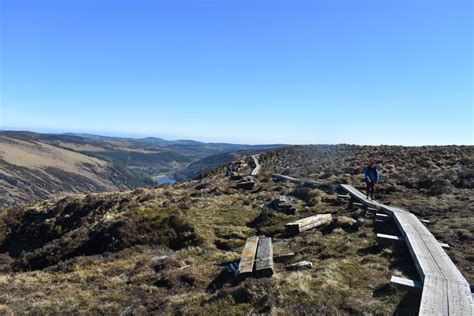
[364,160,380,200]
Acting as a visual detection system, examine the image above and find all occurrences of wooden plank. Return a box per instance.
[408,215,434,236]
[390,276,422,291]
[238,236,259,276]
[352,202,365,210]
[339,184,382,210]
[375,213,391,222]
[439,242,450,249]
[287,214,332,227]
[338,194,351,199]
[376,233,405,246]
[446,280,473,316]
[250,155,261,176]
[396,213,473,315]
[272,174,338,189]
[419,275,449,316]
[255,237,274,277]
[418,234,466,282]
[286,214,332,234]
[404,232,444,279]
[287,179,474,314]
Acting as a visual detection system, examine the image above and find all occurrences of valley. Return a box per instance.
[0,131,282,209]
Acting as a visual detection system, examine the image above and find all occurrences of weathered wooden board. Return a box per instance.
[390,276,422,291]
[375,213,391,222]
[255,237,274,277]
[376,233,405,246]
[439,242,450,249]
[238,236,259,275]
[340,183,473,315]
[419,275,449,316]
[286,214,332,234]
[446,280,473,315]
[272,174,338,189]
[338,194,351,199]
[250,155,261,176]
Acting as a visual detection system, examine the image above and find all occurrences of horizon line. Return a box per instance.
[1,127,472,147]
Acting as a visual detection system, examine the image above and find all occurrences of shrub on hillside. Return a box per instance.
[454,168,474,189]
[289,187,313,202]
[427,178,454,196]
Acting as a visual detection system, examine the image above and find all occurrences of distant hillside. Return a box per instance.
[174,149,270,181]
[0,135,142,209]
[0,131,284,207]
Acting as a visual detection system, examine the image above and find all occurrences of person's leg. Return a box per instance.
[370,182,375,199]
[366,181,370,198]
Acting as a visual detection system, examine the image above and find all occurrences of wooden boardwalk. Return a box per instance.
[340,184,473,316]
[272,174,338,189]
[250,155,261,176]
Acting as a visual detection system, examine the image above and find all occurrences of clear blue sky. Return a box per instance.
[1,0,472,144]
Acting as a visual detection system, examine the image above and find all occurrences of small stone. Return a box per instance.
[287,260,313,270]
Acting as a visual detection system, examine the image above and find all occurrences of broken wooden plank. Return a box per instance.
[238,236,259,276]
[376,233,405,246]
[390,276,422,291]
[255,237,274,277]
[286,214,332,234]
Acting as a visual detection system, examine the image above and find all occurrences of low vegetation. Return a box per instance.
[0,145,472,314]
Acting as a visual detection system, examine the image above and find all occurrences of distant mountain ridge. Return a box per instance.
[0,131,285,208]
[64,132,285,149]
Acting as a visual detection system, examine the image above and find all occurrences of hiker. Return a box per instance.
[364,160,380,200]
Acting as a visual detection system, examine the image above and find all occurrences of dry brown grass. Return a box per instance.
[0,145,471,314]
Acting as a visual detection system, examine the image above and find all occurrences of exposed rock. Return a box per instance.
[287,260,313,270]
